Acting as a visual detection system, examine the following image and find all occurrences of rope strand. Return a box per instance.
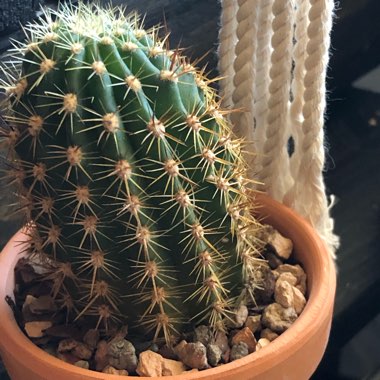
[291,0,339,255]
[283,0,311,206]
[218,0,238,109]
[252,0,274,168]
[258,0,295,200]
[230,0,259,171]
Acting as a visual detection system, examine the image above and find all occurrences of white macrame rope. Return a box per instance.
[230,0,259,171]
[290,0,339,254]
[218,0,339,256]
[252,0,274,164]
[218,0,238,109]
[283,0,311,205]
[258,0,294,200]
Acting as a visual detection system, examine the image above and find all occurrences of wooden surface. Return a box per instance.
[1,1,380,379]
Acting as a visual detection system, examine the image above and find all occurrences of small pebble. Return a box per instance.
[72,342,92,360]
[175,341,208,370]
[234,304,249,328]
[245,315,261,333]
[74,360,89,369]
[274,280,294,308]
[267,227,293,259]
[58,338,78,353]
[260,328,279,342]
[23,295,37,310]
[194,325,212,346]
[264,250,284,269]
[158,344,178,360]
[253,266,276,304]
[28,295,56,314]
[108,338,138,372]
[231,327,257,353]
[276,264,306,287]
[161,357,186,376]
[256,338,271,352]
[136,350,162,377]
[277,272,298,286]
[292,286,307,314]
[57,352,80,364]
[296,277,307,296]
[221,347,230,363]
[174,340,187,357]
[206,344,222,367]
[24,321,52,338]
[95,340,109,371]
[262,303,298,333]
[102,365,129,375]
[214,330,229,353]
[230,342,249,361]
[83,329,100,350]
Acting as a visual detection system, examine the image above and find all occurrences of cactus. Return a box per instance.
[0,2,264,343]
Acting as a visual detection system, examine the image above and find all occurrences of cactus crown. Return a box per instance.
[0,2,264,343]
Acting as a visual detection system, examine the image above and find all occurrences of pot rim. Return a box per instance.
[0,194,336,379]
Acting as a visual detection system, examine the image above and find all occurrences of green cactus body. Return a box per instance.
[0,3,264,342]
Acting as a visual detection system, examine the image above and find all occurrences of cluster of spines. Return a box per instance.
[0,2,264,343]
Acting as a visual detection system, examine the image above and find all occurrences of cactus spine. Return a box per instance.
[0,2,264,342]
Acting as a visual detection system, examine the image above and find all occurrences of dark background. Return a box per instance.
[1,0,380,379]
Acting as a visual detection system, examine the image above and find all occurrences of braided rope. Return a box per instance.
[230,0,259,171]
[283,0,311,206]
[290,0,339,254]
[258,0,294,200]
[218,0,238,109]
[252,0,274,164]
[218,0,339,256]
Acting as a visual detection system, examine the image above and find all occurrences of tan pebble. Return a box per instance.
[296,275,307,295]
[23,295,37,308]
[29,295,56,314]
[274,280,294,308]
[173,340,187,357]
[256,338,271,352]
[292,286,307,314]
[58,338,77,353]
[214,330,229,353]
[74,360,89,369]
[231,327,257,353]
[24,321,52,338]
[162,357,186,376]
[95,340,109,371]
[102,365,129,375]
[269,229,293,259]
[72,342,92,360]
[234,304,249,327]
[176,342,208,369]
[221,347,230,363]
[260,328,279,342]
[57,352,79,364]
[277,264,305,284]
[244,315,261,334]
[83,329,100,350]
[277,272,298,286]
[136,350,163,377]
[262,303,298,333]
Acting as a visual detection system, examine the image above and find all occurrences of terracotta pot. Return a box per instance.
[0,194,336,380]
